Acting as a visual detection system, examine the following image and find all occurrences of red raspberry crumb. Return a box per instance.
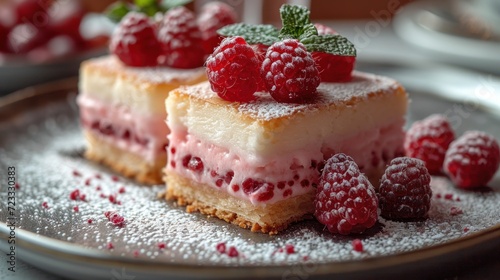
[206,36,262,102]
[133,250,140,257]
[110,12,161,67]
[197,1,237,54]
[378,157,432,220]
[104,211,125,227]
[95,173,102,179]
[158,7,205,69]
[464,227,469,232]
[404,114,455,174]
[72,170,81,177]
[107,242,114,250]
[118,186,126,194]
[352,239,363,252]
[15,183,20,189]
[96,186,101,191]
[443,131,500,188]
[262,39,320,103]
[444,193,453,200]
[108,194,119,204]
[73,205,79,212]
[111,175,120,182]
[450,206,463,216]
[227,246,239,257]
[285,244,295,254]
[70,189,80,200]
[314,153,378,235]
[42,201,49,209]
[87,219,93,224]
[84,178,91,186]
[216,242,226,254]
[158,242,166,250]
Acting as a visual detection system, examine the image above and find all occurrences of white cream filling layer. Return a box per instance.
[78,93,168,162]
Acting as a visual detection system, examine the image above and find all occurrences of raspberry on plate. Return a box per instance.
[197,1,237,55]
[158,7,205,69]
[443,131,500,188]
[206,36,262,102]
[110,12,161,67]
[314,153,378,235]
[378,157,432,220]
[261,39,320,103]
[404,114,455,174]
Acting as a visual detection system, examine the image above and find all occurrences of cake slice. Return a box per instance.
[78,55,206,184]
[164,72,408,234]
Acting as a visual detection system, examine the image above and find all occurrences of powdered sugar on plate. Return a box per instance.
[0,91,499,267]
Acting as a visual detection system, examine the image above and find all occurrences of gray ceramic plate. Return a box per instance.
[0,62,499,280]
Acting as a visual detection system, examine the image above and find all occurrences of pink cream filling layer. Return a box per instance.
[78,93,168,162]
[167,119,405,206]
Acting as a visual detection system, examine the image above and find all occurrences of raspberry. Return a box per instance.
[443,131,500,188]
[206,36,262,102]
[404,114,455,174]
[314,153,378,235]
[197,1,237,54]
[262,39,320,103]
[378,157,432,220]
[110,12,161,67]
[158,7,205,69]
[312,52,355,83]
[314,23,337,35]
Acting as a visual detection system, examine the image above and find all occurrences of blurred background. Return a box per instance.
[0,0,499,94]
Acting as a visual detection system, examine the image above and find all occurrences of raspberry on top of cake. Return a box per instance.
[164,5,408,234]
[78,2,237,184]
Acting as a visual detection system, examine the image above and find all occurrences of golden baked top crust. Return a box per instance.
[81,55,206,90]
[170,71,407,123]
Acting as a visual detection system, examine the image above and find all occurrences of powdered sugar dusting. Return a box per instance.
[0,93,499,269]
[183,71,401,121]
[86,55,205,85]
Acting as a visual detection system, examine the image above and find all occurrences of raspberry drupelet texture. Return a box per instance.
[261,39,320,103]
[158,7,205,69]
[206,36,262,102]
[314,153,378,235]
[378,157,432,220]
[110,12,161,67]
[404,114,455,174]
[443,131,500,188]
[197,1,237,55]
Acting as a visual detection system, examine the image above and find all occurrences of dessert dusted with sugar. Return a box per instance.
[165,5,408,234]
[77,2,236,184]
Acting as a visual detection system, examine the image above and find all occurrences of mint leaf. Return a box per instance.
[218,23,280,46]
[161,0,193,10]
[279,4,311,39]
[135,0,156,8]
[301,35,357,56]
[105,2,132,23]
[298,23,318,41]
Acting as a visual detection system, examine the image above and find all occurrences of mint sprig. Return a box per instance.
[218,23,280,46]
[217,4,356,57]
[105,0,192,22]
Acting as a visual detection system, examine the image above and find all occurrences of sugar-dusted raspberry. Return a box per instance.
[104,211,125,226]
[314,153,378,235]
[443,131,500,188]
[314,23,337,35]
[110,12,161,67]
[158,7,205,69]
[404,114,455,174]
[262,39,320,103]
[197,1,237,54]
[378,157,432,220]
[206,36,262,102]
